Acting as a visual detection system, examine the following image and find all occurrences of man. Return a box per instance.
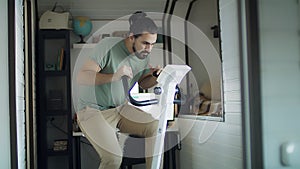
[76,11,161,169]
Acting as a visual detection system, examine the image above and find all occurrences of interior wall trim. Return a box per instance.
[239,0,264,168]
[8,0,18,168]
[162,0,170,66]
[184,0,197,98]
[166,0,177,64]
[25,0,35,168]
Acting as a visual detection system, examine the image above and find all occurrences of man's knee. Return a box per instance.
[145,120,159,137]
[100,152,122,169]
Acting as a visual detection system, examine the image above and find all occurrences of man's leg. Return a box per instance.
[117,104,160,169]
[77,107,123,169]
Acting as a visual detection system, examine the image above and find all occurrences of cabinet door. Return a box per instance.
[45,76,68,111]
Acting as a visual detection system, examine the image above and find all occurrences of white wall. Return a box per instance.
[37,0,166,20]
[258,0,300,168]
[178,0,243,168]
[0,0,11,168]
[186,0,222,101]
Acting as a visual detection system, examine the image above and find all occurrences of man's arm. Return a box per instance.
[76,59,133,85]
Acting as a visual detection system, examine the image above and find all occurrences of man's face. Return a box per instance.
[132,33,157,59]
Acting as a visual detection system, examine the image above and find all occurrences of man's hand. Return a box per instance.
[149,65,162,78]
[138,65,163,89]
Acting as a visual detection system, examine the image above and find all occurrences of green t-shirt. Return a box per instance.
[77,37,150,111]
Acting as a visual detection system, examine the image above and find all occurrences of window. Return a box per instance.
[163,0,223,121]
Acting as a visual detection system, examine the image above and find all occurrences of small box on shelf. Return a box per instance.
[45,64,56,71]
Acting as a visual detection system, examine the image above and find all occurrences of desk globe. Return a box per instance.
[72,16,92,43]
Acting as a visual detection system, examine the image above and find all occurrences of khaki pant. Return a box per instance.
[77,104,161,169]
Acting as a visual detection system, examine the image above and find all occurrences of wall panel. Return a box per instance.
[178,0,243,168]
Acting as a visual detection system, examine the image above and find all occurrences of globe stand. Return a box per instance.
[77,35,86,44]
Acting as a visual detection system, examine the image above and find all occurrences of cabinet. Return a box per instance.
[37,30,73,169]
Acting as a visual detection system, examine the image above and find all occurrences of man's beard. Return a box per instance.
[132,43,150,60]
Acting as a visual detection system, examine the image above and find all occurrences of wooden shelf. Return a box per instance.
[72,43,97,49]
[73,42,162,49]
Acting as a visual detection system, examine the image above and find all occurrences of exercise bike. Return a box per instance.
[123,64,191,169]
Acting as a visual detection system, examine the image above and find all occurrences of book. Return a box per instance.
[57,48,64,71]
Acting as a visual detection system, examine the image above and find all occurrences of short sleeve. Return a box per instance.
[89,37,123,69]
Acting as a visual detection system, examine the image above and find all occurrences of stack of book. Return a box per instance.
[53,139,68,151]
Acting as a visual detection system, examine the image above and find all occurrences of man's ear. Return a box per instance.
[128,33,135,41]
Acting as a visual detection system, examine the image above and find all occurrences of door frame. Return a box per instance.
[239,0,264,168]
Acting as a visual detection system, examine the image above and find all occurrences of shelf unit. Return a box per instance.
[37,29,73,169]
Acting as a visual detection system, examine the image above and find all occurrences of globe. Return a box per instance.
[72,16,93,43]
